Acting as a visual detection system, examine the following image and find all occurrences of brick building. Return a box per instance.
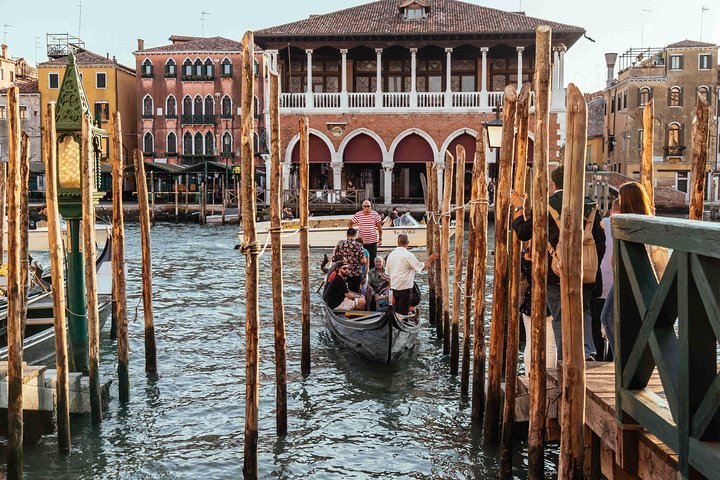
[255,0,584,204]
[603,40,719,200]
[133,36,266,168]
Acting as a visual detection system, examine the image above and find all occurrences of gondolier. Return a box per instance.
[385,234,437,315]
[349,201,382,267]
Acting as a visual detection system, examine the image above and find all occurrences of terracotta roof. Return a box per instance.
[666,39,717,49]
[38,50,135,75]
[137,36,244,54]
[256,0,584,39]
[0,79,40,94]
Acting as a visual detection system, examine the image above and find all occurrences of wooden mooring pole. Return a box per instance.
[471,129,489,422]
[640,100,655,208]
[174,178,179,223]
[112,112,130,402]
[450,145,466,375]
[0,160,6,262]
[6,85,24,479]
[269,69,288,435]
[19,133,30,337]
[43,102,71,453]
[150,170,155,225]
[484,84,518,442]
[500,82,532,478]
[689,92,710,221]
[528,24,552,480]
[184,175,189,224]
[240,31,260,480]
[299,117,311,375]
[430,164,443,336]
[82,117,103,425]
[221,178,226,225]
[558,84,588,479]
[425,162,436,327]
[440,151,455,354]
[134,150,157,373]
[200,181,207,225]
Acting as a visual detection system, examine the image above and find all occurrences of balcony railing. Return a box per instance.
[181,74,215,82]
[348,92,375,109]
[382,92,410,108]
[181,114,216,125]
[417,92,445,108]
[664,145,686,157]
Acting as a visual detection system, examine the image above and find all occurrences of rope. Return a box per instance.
[427,197,490,225]
[239,240,263,256]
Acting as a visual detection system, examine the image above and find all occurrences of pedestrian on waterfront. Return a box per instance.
[332,227,365,292]
[324,262,366,311]
[520,247,557,370]
[282,207,294,220]
[600,182,667,357]
[594,197,620,360]
[349,200,383,267]
[385,234,438,315]
[510,165,606,361]
[347,180,354,191]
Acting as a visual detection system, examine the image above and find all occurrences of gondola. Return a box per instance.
[324,304,420,365]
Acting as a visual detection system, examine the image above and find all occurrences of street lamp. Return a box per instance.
[55,49,106,373]
[484,106,504,149]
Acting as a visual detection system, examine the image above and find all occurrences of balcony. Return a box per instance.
[181,154,216,166]
[181,74,215,82]
[181,114,216,125]
[663,145,686,157]
[141,72,154,79]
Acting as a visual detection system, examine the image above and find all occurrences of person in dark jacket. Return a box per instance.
[510,165,606,361]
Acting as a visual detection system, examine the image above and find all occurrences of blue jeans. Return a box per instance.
[600,286,615,357]
[547,282,597,361]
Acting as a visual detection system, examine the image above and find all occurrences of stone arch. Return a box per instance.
[388,128,438,162]
[283,128,336,165]
[440,128,479,161]
[338,128,388,163]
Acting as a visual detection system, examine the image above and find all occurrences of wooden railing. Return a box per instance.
[613,214,720,479]
[282,188,370,211]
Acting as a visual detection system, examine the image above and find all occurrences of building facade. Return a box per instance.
[0,80,42,167]
[134,36,266,167]
[38,49,138,166]
[255,0,584,204]
[603,40,719,199]
[0,44,17,89]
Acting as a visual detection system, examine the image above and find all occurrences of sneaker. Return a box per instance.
[585,355,596,362]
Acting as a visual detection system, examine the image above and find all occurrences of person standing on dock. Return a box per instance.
[349,201,382,267]
[386,234,438,316]
[333,227,365,293]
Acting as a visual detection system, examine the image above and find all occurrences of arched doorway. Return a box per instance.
[393,133,435,203]
[290,133,333,189]
[446,132,477,202]
[342,133,383,198]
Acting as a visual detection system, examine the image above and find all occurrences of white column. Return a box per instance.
[480,47,489,108]
[410,48,418,108]
[264,155,271,204]
[282,163,291,191]
[383,163,393,204]
[445,47,453,107]
[516,46,524,89]
[331,162,343,190]
[551,45,567,110]
[305,49,314,108]
[436,162,445,202]
[558,44,566,91]
[340,49,348,109]
[375,48,383,108]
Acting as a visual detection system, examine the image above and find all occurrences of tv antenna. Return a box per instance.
[201,11,211,37]
[2,24,12,45]
[35,36,41,65]
[78,0,83,38]
[700,6,710,41]
[640,9,652,48]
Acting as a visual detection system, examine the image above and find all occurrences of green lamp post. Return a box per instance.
[54,50,105,373]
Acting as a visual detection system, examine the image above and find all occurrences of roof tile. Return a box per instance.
[38,50,135,75]
[138,36,244,54]
[666,39,717,48]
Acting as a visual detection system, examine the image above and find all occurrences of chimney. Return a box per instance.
[1,44,7,59]
[106,52,109,59]
[137,38,144,51]
[604,52,617,88]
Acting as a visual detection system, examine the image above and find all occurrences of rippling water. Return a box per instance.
[11,223,558,479]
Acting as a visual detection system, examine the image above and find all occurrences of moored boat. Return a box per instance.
[324,304,420,364]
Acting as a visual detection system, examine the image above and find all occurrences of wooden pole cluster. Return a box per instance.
[150,171,156,225]
[299,117,311,376]
[484,84,518,442]
[81,117,103,425]
[425,162,437,327]
[174,178,179,223]
[43,103,72,453]
[471,130,490,422]
[112,112,130,402]
[440,151,455,354]
[558,83,588,479]
[640,100,655,208]
[6,86,25,479]
[689,92,710,221]
[240,31,260,480]
[134,150,157,373]
[200,181,207,225]
[269,70,288,435]
[528,25,552,480]
[0,160,5,261]
[450,145,466,375]
[19,133,30,337]
[500,82,532,478]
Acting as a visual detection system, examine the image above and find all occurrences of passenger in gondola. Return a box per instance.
[332,227,365,292]
[324,262,366,311]
[368,257,391,312]
[385,234,438,315]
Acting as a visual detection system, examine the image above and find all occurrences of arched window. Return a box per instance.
[143,95,154,117]
[142,59,153,77]
[698,86,711,103]
[182,95,192,114]
[204,58,214,78]
[143,132,154,154]
[194,95,203,115]
[167,132,177,154]
[204,95,214,117]
[221,58,232,76]
[165,58,176,77]
[194,132,204,155]
[194,58,203,77]
[669,86,682,107]
[639,87,651,107]
[222,131,232,153]
[183,132,193,154]
[221,95,232,117]
[668,123,681,147]
[183,59,193,77]
[205,132,214,156]
[166,95,177,117]
[253,95,259,117]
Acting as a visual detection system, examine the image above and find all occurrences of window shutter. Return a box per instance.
[680,124,684,147]
[648,87,653,101]
[668,88,672,106]
[679,55,684,69]
[679,87,683,106]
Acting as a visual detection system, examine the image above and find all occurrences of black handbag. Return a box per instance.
[410,282,421,306]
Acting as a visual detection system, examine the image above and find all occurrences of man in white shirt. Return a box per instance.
[385,234,438,315]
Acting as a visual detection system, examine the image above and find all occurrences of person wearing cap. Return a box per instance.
[324,261,367,311]
[332,227,365,292]
[349,201,382,267]
[385,234,438,315]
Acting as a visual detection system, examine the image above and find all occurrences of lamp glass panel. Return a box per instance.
[58,135,81,189]
[486,124,503,149]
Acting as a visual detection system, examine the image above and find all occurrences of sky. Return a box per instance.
[2,0,719,94]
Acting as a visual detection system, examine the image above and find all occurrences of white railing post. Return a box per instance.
[516,46,524,90]
[340,49,348,109]
[383,163,393,204]
[375,48,383,109]
[445,47,453,108]
[410,48,418,108]
[480,47,489,108]
[282,162,291,191]
[305,49,314,109]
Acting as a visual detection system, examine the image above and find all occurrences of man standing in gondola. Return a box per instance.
[349,201,382,267]
[385,234,438,315]
[333,227,365,292]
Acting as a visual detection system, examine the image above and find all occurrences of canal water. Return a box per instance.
[13,223,558,479]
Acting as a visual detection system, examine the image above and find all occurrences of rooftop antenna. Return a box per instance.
[640,9,652,49]
[700,5,710,41]
[78,0,83,38]
[2,24,12,45]
[34,36,41,65]
[201,11,211,37]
